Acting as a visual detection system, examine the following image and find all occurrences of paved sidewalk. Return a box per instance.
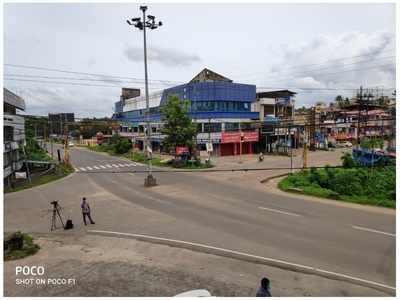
[198,149,350,189]
[4,233,389,297]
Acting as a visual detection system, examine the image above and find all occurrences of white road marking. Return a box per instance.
[74,167,80,172]
[86,167,93,171]
[352,225,395,237]
[93,166,100,170]
[258,206,302,217]
[112,164,119,168]
[88,229,395,292]
[79,167,86,171]
[123,163,131,167]
[106,164,112,168]
[118,164,126,167]
[129,163,137,166]
[100,165,107,169]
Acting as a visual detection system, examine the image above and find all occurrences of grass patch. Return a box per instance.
[4,232,40,261]
[278,166,395,208]
[4,163,74,193]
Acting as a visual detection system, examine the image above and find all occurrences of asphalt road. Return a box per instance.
[5,145,396,290]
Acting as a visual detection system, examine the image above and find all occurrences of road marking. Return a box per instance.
[106,164,112,168]
[86,166,93,171]
[258,206,302,217]
[100,165,107,169]
[112,164,119,168]
[93,166,100,170]
[352,225,395,237]
[79,167,86,171]
[123,163,131,167]
[118,164,126,167]
[74,167,80,172]
[130,163,137,166]
[88,230,395,292]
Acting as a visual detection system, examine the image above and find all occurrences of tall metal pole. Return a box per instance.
[127,7,161,186]
[141,6,152,178]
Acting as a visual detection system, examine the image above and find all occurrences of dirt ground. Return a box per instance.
[4,233,391,297]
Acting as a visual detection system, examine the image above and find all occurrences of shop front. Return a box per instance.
[220,131,259,156]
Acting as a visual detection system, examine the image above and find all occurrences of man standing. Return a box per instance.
[81,197,95,226]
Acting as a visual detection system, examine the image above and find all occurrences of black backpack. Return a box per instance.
[64,219,74,230]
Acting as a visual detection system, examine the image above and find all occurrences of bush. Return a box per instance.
[4,232,40,261]
[279,165,395,208]
[114,138,132,154]
[341,152,358,168]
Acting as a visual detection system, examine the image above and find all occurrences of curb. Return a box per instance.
[87,230,395,295]
[259,173,290,184]
[4,170,76,195]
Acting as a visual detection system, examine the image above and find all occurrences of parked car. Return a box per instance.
[68,142,74,147]
[336,141,352,148]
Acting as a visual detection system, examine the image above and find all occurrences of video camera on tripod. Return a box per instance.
[47,201,73,231]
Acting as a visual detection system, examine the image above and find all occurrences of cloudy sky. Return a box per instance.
[4,3,396,117]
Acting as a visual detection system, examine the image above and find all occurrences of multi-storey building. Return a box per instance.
[4,88,26,187]
[113,68,260,156]
[254,90,298,153]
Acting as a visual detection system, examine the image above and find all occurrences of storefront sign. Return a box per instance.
[176,146,189,155]
[221,131,259,143]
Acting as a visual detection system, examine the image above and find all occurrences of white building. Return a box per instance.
[4,88,26,187]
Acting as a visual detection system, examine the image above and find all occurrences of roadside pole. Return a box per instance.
[290,124,293,173]
[126,6,162,187]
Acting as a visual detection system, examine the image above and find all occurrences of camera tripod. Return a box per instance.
[50,201,65,231]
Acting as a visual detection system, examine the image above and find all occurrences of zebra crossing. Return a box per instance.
[74,162,142,172]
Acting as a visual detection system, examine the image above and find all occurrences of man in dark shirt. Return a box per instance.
[81,197,95,226]
[256,277,271,297]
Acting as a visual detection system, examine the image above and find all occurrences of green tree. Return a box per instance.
[160,95,197,155]
[335,95,345,108]
[114,138,132,154]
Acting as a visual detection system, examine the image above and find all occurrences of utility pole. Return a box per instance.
[63,123,70,165]
[127,6,162,187]
[303,124,308,169]
[357,86,363,148]
[208,117,211,163]
[289,124,293,173]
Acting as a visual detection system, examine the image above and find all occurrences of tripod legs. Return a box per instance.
[50,205,65,231]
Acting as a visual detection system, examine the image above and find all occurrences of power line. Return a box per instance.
[232,48,395,79]
[72,164,394,174]
[239,56,395,82]
[4,78,166,91]
[4,63,183,85]
[4,73,177,86]
[254,63,395,85]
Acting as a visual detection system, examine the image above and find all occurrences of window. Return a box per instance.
[225,123,239,132]
[204,123,221,133]
[4,126,13,142]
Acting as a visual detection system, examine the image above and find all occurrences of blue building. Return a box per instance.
[113,68,260,156]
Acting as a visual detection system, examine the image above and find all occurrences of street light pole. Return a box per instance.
[127,6,162,187]
[141,6,152,180]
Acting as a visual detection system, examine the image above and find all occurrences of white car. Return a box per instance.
[68,142,75,147]
[336,141,352,148]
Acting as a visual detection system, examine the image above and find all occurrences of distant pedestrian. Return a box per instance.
[256,277,271,297]
[81,197,95,226]
[259,152,264,162]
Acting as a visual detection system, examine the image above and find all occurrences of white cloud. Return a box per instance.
[124,44,201,67]
[14,85,117,118]
[260,31,396,106]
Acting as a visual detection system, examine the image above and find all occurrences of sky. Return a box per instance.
[4,3,396,118]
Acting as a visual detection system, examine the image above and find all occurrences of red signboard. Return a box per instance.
[176,146,189,155]
[221,132,240,143]
[221,131,259,144]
